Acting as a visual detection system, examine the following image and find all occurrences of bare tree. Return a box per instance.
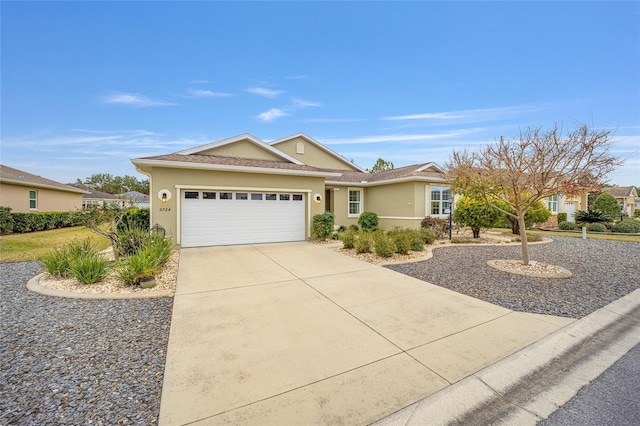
[446,124,621,265]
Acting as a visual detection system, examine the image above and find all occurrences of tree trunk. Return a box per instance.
[517,215,530,265]
[472,227,480,238]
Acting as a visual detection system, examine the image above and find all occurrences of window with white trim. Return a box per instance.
[546,195,558,213]
[430,186,451,215]
[29,190,37,210]
[348,188,362,217]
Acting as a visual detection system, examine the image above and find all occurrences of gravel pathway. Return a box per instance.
[387,236,640,319]
[0,262,173,425]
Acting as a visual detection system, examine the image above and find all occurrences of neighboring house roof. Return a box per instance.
[133,153,342,178]
[0,164,87,194]
[71,184,120,200]
[269,133,367,172]
[600,186,638,198]
[121,191,149,202]
[327,162,446,186]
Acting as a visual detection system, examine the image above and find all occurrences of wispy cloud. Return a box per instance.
[257,108,287,122]
[381,105,546,123]
[299,118,365,123]
[185,88,232,98]
[246,87,284,98]
[103,92,176,107]
[322,129,482,145]
[190,79,210,84]
[292,98,321,108]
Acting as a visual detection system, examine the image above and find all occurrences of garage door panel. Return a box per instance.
[181,191,306,248]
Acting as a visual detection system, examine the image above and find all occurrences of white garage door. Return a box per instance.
[181,190,306,247]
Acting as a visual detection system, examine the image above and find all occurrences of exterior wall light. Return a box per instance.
[158,189,172,204]
[313,193,323,204]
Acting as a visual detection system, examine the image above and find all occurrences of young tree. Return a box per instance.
[453,197,502,238]
[446,124,620,265]
[368,158,395,173]
[592,192,621,220]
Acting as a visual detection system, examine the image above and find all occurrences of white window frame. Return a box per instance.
[429,186,451,216]
[29,190,37,210]
[348,188,363,218]
[547,195,559,214]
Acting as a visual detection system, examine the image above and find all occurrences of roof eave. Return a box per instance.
[326,175,447,187]
[131,158,342,178]
[0,178,89,194]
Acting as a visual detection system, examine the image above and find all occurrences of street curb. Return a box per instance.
[373,288,640,425]
[27,274,174,299]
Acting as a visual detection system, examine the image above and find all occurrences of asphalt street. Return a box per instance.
[540,342,640,426]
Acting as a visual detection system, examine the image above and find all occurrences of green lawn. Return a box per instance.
[490,228,640,243]
[0,227,112,263]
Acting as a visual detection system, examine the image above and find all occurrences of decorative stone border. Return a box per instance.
[487,259,572,279]
[27,274,174,299]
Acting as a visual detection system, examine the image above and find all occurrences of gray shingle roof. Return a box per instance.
[601,186,637,198]
[0,164,87,194]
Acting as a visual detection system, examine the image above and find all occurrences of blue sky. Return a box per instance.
[2,1,639,186]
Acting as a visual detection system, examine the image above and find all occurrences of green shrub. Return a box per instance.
[40,238,98,278]
[373,233,396,257]
[557,212,567,224]
[558,221,576,230]
[358,211,379,232]
[117,208,150,232]
[418,228,436,244]
[70,252,110,284]
[0,206,13,234]
[587,223,607,232]
[348,224,360,232]
[8,211,81,233]
[336,225,347,233]
[340,230,357,249]
[114,224,152,258]
[116,236,173,285]
[593,193,621,219]
[421,217,449,239]
[612,218,640,234]
[389,230,412,254]
[354,233,374,254]
[41,247,74,278]
[575,209,612,225]
[311,211,335,240]
[453,197,502,238]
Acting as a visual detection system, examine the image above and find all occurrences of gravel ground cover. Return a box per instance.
[387,236,640,319]
[0,262,173,425]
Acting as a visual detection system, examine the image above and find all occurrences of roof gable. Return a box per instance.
[0,164,87,194]
[270,133,366,172]
[601,186,638,198]
[177,134,304,165]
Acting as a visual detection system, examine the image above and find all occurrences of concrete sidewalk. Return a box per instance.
[159,242,577,425]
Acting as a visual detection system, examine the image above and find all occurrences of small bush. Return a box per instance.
[587,223,607,232]
[418,228,436,245]
[558,221,576,230]
[557,212,567,224]
[340,230,357,249]
[311,211,335,240]
[0,206,13,234]
[114,224,152,258]
[336,225,347,233]
[348,224,360,232]
[374,233,396,257]
[421,217,449,239]
[116,236,173,285]
[70,252,110,284]
[117,207,150,232]
[612,218,640,234]
[358,211,379,232]
[389,231,412,254]
[354,233,374,254]
[41,238,98,278]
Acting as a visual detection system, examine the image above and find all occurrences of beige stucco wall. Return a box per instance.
[330,182,438,230]
[198,139,286,161]
[138,165,326,245]
[273,136,361,171]
[0,183,83,212]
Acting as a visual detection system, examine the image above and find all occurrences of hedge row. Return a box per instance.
[0,207,84,234]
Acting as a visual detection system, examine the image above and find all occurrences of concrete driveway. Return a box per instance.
[159,242,574,425]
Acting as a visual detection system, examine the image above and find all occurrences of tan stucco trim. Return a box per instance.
[173,185,312,245]
[132,158,340,178]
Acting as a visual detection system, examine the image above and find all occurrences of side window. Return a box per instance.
[348,189,362,216]
[29,190,37,209]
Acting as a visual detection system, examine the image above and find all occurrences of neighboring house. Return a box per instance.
[542,192,588,227]
[0,164,86,213]
[120,191,151,208]
[600,186,637,217]
[71,184,122,208]
[132,133,449,248]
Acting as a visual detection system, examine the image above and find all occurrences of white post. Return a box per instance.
[582,226,587,239]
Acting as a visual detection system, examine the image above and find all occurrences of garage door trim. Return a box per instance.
[174,185,312,246]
